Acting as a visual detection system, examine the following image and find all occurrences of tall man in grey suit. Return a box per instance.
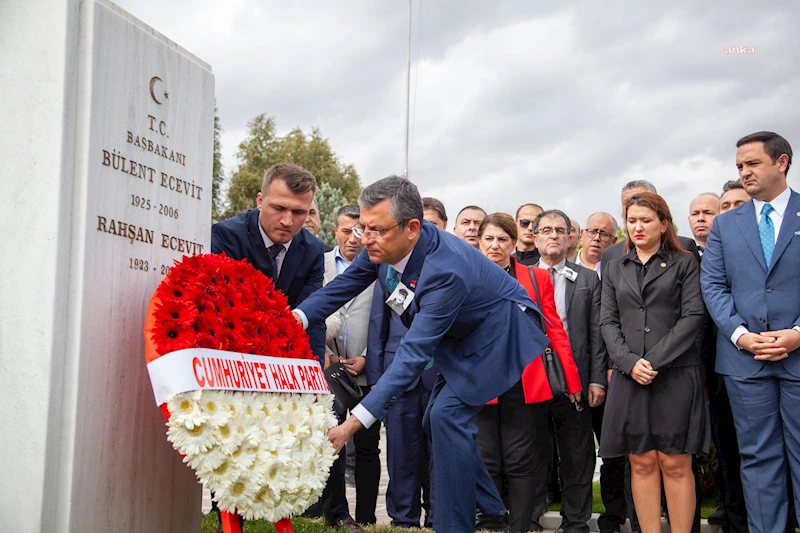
[531,209,609,533]
[701,131,800,533]
[323,205,380,526]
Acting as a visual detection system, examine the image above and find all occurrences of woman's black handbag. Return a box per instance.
[527,266,568,397]
[324,361,363,417]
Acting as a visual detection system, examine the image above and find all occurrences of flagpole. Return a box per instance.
[404,0,412,180]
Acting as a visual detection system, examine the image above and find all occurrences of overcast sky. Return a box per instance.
[115,0,800,235]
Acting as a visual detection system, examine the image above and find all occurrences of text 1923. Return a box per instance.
[129,258,149,271]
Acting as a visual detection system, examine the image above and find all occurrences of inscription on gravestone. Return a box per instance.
[69,2,214,531]
[1,0,214,529]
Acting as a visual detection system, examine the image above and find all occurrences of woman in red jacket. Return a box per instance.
[475,212,582,533]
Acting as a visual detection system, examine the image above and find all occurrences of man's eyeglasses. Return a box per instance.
[518,219,533,229]
[585,228,613,241]
[535,227,568,236]
[353,223,400,240]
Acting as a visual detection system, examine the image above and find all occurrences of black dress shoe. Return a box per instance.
[476,511,509,532]
[708,507,728,526]
[326,515,367,533]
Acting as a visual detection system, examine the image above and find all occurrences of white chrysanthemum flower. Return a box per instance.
[240,485,277,521]
[184,444,226,472]
[273,500,295,523]
[197,456,239,494]
[167,391,208,430]
[221,392,242,417]
[263,457,293,494]
[304,428,326,450]
[295,393,316,407]
[214,419,245,455]
[167,420,215,456]
[258,393,282,418]
[325,313,341,342]
[306,460,327,492]
[230,440,259,471]
[282,409,310,440]
[238,392,264,420]
[255,423,285,456]
[230,409,259,447]
[215,470,259,513]
[198,391,232,427]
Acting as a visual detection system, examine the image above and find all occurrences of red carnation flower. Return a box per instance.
[150,253,314,362]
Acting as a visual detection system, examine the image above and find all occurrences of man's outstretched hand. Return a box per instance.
[292,310,303,326]
[327,415,364,454]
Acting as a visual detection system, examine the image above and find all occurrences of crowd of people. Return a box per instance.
[210,130,798,533]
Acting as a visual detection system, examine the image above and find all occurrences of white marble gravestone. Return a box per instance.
[0,0,214,531]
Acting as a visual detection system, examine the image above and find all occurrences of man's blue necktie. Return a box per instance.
[759,203,775,267]
[385,266,400,295]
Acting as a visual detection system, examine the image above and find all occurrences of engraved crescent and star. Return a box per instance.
[149,76,169,105]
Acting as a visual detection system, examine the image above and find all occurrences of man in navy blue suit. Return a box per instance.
[211,163,326,365]
[362,201,449,528]
[211,163,363,532]
[294,176,551,533]
[701,131,800,533]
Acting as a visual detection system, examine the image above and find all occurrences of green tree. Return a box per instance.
[315,182,347,246]
[223,114,361,218]
[211,104,225,221]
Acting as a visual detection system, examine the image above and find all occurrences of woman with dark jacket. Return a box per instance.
[600,192,709,533]
[474,212,582,533]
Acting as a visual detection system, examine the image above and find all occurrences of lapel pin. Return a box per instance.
[410,280,417,289]
[660,262,667,267]
[796,212,800,216]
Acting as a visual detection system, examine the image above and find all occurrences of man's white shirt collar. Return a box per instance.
[391,249,414,275]
[537,257,567,272]
[575,251,599,270]
[753,186,791,220]
[258,223,292,252]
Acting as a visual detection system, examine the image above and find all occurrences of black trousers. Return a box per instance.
[476,381,551,533]
[344,386,382,524]
[528,396,595,533]
[304,410,351,523]
[592,402,631,532]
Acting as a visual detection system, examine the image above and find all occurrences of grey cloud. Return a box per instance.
[115,0,800,234]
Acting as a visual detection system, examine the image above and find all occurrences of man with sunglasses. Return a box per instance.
[575,213,618,279]
[513,203,544,266]
[293,176,552,533]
